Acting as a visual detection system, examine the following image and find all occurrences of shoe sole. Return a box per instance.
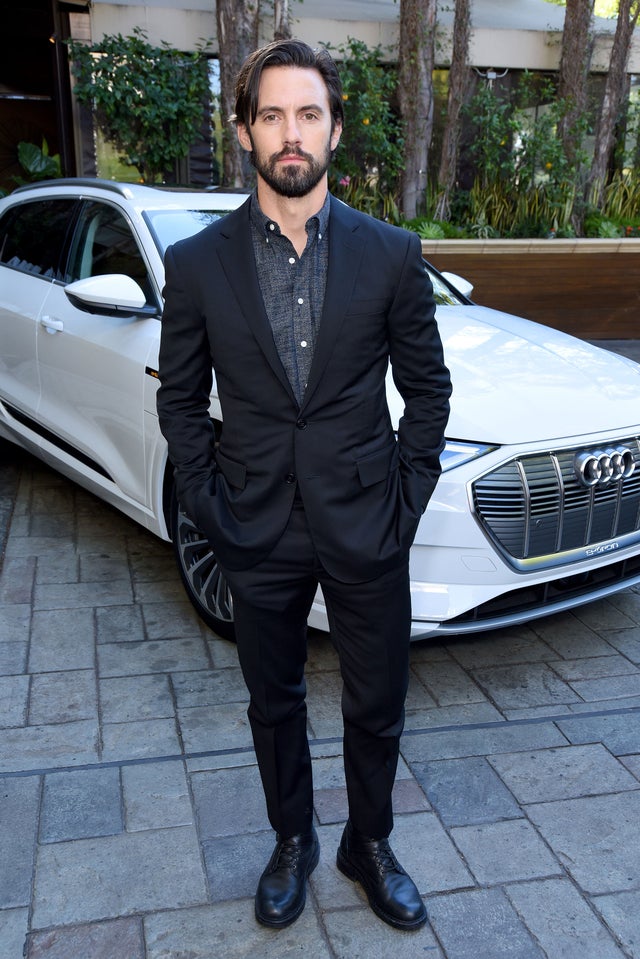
[255,841,320,929]
[336,847,428,931]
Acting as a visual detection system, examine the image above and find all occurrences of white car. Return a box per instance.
[1,179,639,641]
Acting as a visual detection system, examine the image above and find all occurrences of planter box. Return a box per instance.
[420,238,640,341]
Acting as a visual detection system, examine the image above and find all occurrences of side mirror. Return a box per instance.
[65,274,157,316]
[441,271,474,298]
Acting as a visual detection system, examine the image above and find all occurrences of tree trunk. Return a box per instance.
[434,0,471,221]
[274,0,292,39]
[398,0,437,220]
[557,0,595,170]
[588,0,640,206]
[216,0,259,187]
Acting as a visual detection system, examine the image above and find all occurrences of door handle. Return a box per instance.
[40,315,64,333]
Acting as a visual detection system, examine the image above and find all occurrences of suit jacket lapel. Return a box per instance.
[302,197,366,409]
[216,201,298,404]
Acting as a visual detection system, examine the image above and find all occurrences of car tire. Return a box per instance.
[169,486,236,642]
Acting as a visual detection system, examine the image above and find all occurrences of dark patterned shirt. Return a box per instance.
[250,191,330,405]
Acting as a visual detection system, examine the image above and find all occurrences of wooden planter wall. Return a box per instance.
[421,238,640,341]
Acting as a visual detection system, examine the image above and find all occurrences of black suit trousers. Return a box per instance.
[224,497,412,840]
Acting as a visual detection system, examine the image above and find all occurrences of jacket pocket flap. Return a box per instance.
[215,450,247,490]
[356,443,398,488]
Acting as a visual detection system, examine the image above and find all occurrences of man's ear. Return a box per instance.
[330,120,343,153]
[237,123,252,153]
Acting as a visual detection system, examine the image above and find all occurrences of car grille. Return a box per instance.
[472,437,640,570]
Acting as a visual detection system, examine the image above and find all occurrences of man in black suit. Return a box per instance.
[157,39,451,931]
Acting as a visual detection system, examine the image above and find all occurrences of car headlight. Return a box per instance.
[440,440,498,472]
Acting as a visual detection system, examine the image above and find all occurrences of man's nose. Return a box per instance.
[282,114,302,144]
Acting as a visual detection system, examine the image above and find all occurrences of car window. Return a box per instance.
[67,201,156,305]
[144,208,234,253]
[0,198,78,281]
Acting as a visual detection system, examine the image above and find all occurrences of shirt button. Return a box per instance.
[297,297,304,305]
[300,340,307,348]
[285,473,296,484]
[269,223,276,231]
[289,257,296,264]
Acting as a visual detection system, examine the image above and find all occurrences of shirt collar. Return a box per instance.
[250,190,330,241]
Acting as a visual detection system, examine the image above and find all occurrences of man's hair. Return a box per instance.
[231,38,344,132]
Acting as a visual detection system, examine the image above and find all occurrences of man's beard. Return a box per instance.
[250,141,332,198]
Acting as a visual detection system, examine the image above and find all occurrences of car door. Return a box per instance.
[35,198,162,507]
[0,197,78,427]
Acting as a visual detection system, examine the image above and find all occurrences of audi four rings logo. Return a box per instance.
[574,445,636,488]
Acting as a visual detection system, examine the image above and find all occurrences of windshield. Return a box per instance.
[144,209,234,254]
[426,265,466,306]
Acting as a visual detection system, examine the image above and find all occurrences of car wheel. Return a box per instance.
[169,487,236,641]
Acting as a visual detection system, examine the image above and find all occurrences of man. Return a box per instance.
[157,39,451,931]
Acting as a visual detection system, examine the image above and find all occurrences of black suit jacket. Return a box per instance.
[157,195,451,583]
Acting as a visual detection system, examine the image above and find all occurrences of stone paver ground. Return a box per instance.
[1,439,639,959]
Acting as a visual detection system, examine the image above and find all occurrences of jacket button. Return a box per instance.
[296,419,307,430]
[285,473,296,484]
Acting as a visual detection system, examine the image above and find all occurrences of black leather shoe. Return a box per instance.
[255,829,320,928]
[337,821,427,930]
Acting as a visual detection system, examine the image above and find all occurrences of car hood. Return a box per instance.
[388,304,640,445]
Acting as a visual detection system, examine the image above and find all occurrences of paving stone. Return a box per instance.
[28,608,95,672]
[99,673,174,723]
[0,556,36,604]
[445,627,557,669]
[0,720,100,773]
[29,669,97,724]
[400,720,567,763]
[507,879,627,959]
[0,907,29,959]
[141,600,205,640]
[489,744,639,803]
[472,663,580,709]
[404,700,504,730]
[34,579,134,611]
[527,791,640,894]
[96,604,145,644]
[0,604,30,644]
[305,669,346,738]
[135,578,187,604]
[40,767,123,842]
[606,627,640,664]
[202,830,276,901]
[413,660,488,706]
[551,655,639,681]
[411,756,521,826]
[98,637,210,678]
[29,512,75,538]
[34,551,79,586]
[171,667,249,708]
[122,760,192,831]
[593,889,640,957]
[426,888,546,959]
[573,598,638,633]
[451,819,562,884]
[569,673,640,702]
[0,641,27,675]
[531,613,618,659]
[101,717,181,763]
[608,590,640,624]
[0,776,40,908]
[0,674,28,727]
[322,906,444,958]
[144,901,333,959]
[620,754,640,780]
[556,711,640,755]
[31,826,207,927]
[27,917,144,959]
[191,765,269,838]
[178,702,253,754]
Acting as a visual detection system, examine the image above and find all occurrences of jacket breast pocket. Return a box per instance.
[215,450,247,490]
[356,442,399,488]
